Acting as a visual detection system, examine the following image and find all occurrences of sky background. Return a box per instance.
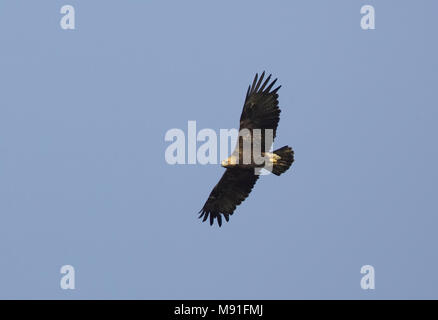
[0,0,437,299]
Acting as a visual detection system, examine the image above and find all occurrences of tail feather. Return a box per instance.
[271,146,294,176]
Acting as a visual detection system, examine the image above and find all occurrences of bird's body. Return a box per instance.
[199,72,294,226]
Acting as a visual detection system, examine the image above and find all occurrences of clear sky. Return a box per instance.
[0,0,437,299]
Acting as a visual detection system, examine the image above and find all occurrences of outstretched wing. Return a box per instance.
[199,168,259,226]
[239,72,281,152]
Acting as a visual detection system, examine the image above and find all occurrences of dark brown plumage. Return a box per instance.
[199,72,294,226]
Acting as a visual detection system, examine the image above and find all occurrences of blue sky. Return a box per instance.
[0,0,437,299]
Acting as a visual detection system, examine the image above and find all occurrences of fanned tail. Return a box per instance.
[271,146,294,176]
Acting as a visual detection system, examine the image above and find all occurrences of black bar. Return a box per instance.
[0,300,435,318]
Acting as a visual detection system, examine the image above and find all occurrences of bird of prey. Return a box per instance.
[199,72,294,226]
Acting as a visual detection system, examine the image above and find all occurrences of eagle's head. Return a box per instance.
[221,155,238,168]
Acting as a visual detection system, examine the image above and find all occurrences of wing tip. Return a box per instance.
[249,72,281,95]
[272,85,281,94]
[198,210,227,227]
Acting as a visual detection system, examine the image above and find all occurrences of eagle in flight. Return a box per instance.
[199,72,294,226]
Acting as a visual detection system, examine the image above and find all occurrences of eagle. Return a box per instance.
[199,72,294,226]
